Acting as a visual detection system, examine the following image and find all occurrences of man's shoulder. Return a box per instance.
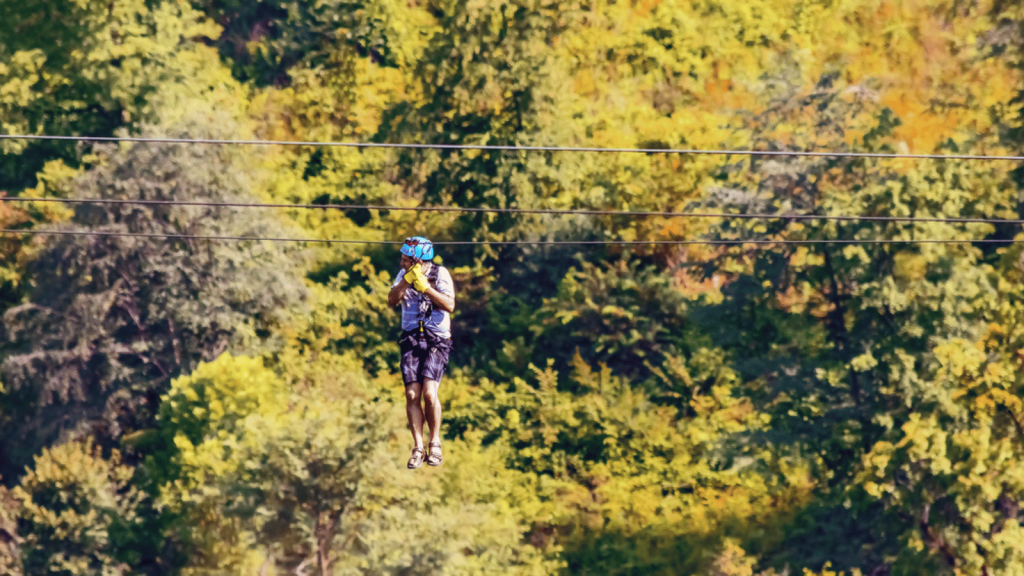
[436,265,455,284]
[433,265,455,293]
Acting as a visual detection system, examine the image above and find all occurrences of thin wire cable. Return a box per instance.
[1,133,1022,162]
[0,228,1019,245]
[3,196,1022,227]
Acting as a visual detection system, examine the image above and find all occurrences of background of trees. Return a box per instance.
[4,0,1024,573]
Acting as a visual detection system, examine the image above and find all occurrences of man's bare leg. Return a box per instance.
[405,382,425,451]
[423,379,443,465]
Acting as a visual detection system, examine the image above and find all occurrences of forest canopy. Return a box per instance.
[3,0,1024,574]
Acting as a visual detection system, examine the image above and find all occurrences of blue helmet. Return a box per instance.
[401,236,434,261]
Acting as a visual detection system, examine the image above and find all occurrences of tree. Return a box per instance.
[691,71,1020,573]
[528,259,692,387]
[14,439,145,574]
[0,201,30,307]
[0,479,20,575]
[157,352,559,574]
[0,119,309,479]
[189,0,417,86]
[0,0,221,193]
[444,352,809,575]
[377,0,581,245]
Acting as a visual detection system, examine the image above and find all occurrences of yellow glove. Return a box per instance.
[405,264,430,293]
[404,263,423,283]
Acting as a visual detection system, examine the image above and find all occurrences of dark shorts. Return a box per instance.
[399,329,452,385]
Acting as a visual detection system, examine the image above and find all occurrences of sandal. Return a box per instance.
[408,447,425,469]
[427,441,443,467]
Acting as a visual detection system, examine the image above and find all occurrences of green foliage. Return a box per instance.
[446,353,808,574]
[837,330,1024,574]
[191,0,414,85]
[0,0,220,192]
[153,355,285,481]
[300,258,400,376]
[7,0,1024,573]
[378,0,582,251]
[0,119,309,479]
[163,373,383,572]
[0,479,20,575]
[156,351,559,574]
[530,259,692,385]
[14,439,145,574]
[689,76,1021,575]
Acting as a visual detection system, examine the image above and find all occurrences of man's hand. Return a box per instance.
[405,265,430,293]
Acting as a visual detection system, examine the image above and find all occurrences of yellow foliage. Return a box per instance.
[802,561,860,576]
[7,0,1024,573]
[14,439,142,574]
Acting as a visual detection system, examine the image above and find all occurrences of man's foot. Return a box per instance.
[408,447,425,469]
[427,441,443,467]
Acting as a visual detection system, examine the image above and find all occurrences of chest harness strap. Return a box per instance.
[417,264,443,333]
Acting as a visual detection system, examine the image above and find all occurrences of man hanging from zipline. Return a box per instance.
[388,236,456,469]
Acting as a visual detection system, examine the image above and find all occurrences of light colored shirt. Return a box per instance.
[392,265,454,339]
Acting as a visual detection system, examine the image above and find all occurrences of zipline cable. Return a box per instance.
[2,133,1023,162]
[2,196,1023,227]
[0,228,1019,245]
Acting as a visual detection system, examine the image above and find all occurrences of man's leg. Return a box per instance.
[421,338,450,466]
[405,382,425,450]
[422,379,442,446]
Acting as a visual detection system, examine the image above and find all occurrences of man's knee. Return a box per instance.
[423,380,440,404]
[405,383,423,403]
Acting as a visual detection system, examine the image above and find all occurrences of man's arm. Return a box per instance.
[422,266,455,313]
[388,275,412,307]
[423,286,455,314]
